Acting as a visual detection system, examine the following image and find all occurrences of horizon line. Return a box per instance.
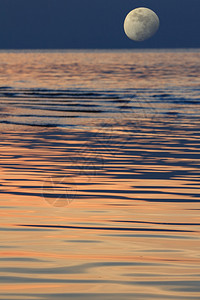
[0,48,200,52]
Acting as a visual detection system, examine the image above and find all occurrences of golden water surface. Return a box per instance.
[0,50,200,300]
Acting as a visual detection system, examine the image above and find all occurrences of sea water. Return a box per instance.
[0,50,200,300]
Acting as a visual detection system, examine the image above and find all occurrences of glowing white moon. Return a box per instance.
[124,7,160,42]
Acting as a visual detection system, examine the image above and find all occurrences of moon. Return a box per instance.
[124,7,160,42]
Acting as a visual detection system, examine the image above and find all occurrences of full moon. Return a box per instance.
[124,7,160,42]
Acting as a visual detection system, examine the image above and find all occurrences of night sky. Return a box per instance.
[0,0,199,49]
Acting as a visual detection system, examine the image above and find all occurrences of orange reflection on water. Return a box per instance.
[0,51,200,298]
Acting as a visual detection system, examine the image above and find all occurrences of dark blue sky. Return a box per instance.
[0,0,199,49]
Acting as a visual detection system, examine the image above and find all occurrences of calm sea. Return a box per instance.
[0,50,200,300]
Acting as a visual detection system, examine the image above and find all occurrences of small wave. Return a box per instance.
[0,87,122,100]
[17,224,195,233]
[111,220,200,226]
[0,120,72,127]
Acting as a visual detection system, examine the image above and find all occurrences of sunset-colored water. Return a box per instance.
[0,50,200,300]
